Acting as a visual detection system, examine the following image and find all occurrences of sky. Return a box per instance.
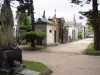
[33,0,92,24]
[5,0,97,25]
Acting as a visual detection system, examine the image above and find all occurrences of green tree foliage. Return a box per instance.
[17,0,32,15]
[86,20,93,33]
[78,30,82,39]
[17,0,35,47]
[17,12,32,31]
[34,32,46,40]
[14,0,35,47]
[80,10,100,31]
[71,0,100,50]
[79,10,94,32]
[22,31,46,41]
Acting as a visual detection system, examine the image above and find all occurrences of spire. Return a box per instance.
[54,9,56,16]
[42,10,46,18]
[73,14,76,27]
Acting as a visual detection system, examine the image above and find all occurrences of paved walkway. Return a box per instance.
[45,38,93,54]
[22,38,100,75]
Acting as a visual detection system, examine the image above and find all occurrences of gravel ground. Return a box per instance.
[22,38,100,75]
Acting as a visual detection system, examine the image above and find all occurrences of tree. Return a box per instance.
[17,0,35,47]
[78,30,82,39]
[79,10,94,33]
[80,10,100,33]
[22,31,46,45]
[16,12,31,44]
[86,20,94,33]
[71,0,100,50]
[92,0,100,50]
[17,12,32,31]
[29,0,35,47]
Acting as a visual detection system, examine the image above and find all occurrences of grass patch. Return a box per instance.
[0,60,50,75]
[23,45,33,48]
[84,43,100,54]
[23,60,49,74]
[35,45,46,49]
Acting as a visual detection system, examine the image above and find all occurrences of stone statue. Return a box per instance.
[0,0,16,50]
[0,0,23,74]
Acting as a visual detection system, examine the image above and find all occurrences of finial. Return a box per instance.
[55,9,56,16]
[73,14,76,26]
[42,10,46,18]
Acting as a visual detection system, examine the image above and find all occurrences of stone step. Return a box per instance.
[19,69,40,75]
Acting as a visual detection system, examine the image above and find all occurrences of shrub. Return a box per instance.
[21,31,46,42]
[78,30,82,39]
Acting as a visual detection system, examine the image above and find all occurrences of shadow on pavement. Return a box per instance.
[83,52,100,56]
[19,46,47,51]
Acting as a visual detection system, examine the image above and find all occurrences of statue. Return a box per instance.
[0,0,23,74]
[0,0,16,50]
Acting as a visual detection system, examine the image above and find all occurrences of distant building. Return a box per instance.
[52,14,60,44]
[77,23,88,39]
[67,15,78,41]
[66,14,87,41]
[48,12,68,44]
[48,11,61,44]
[58,17,68,43]
[34,11,55,46]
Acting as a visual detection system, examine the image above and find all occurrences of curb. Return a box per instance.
[83,52,100,56]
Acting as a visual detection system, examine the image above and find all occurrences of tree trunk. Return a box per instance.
[92,0,100,50]
[30,0,35,47]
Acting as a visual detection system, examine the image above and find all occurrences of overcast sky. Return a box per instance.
[11,0,96,25]
[34,0,93,24]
